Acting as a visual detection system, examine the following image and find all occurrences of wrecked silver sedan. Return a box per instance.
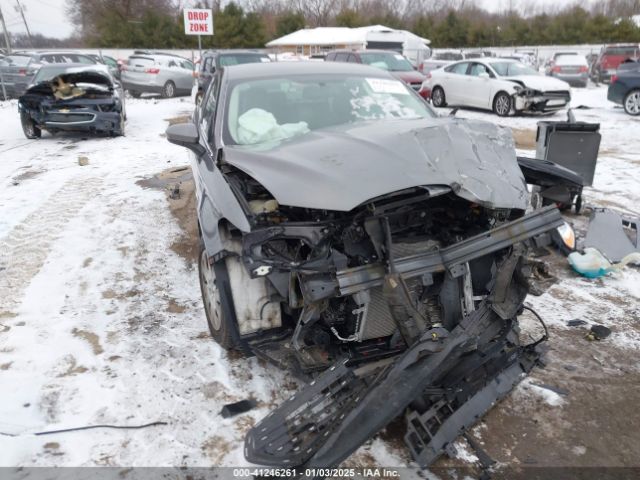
[166,62,563,469]
[17,64,125,139]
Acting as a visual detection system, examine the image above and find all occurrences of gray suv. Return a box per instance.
[0,51,97,98]
[121,52,194,98]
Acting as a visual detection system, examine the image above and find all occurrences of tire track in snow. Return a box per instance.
[0,176,104,315]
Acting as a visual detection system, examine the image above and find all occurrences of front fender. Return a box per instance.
[192,153,250,260]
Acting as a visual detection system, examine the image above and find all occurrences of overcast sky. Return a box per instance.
[1,0,588,40]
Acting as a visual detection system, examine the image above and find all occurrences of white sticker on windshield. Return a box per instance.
[365,78,409,95]
[394,54,405,60]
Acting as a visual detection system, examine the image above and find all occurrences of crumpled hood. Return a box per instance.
[223,117,529,212]
[24,70,113,96]
[504,75,570,92]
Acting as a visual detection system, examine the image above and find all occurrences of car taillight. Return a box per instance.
[145,68,160,74]
[18,68,27,75]
[551,66,562,73]
[610,74,618,84]
[579,66,588,73]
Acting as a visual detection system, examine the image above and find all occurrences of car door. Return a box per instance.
[441,62,470,105]
[464,62,494,108]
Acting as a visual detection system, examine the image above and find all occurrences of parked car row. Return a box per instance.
[7,46,639,130]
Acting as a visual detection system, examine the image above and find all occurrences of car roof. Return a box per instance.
[35,51,94,56]
[205,49,268,56]
[329,49,401,55]
[130,52,190,60]
[38,62,107,70]
[223,61,396,81]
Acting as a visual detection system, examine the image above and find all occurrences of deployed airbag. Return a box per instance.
[237,108,309,145]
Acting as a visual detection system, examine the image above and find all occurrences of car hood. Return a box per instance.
[23,70,114,96]
[504,74,570,91]
[223,118,528,212]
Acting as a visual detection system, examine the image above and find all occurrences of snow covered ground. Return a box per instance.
[0,84,638,471]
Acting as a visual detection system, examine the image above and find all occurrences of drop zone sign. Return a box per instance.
[184,8,213,35]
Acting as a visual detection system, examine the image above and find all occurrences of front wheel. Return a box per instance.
[199,244,238,351]
[161,80,176,99]
[493,92,512,117]
[112,112,125,137]
[623,89,640,116]
[431,86,446,108]
[20,112,41,139]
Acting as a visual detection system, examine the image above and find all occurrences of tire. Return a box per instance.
[161,80,176,99]
[20,112,41,139]
[431,86,446,107]
[623,89,640,116]
[129,90,141,98]
[493,91,512,117]
[574,194,583,214]
[198,242,239,351]
[112,112,125,137]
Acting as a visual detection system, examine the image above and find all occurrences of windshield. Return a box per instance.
[219,54,270,66]
[605,47,638,56]
[489,61,538,76]
[225,74,434,146]
[5,55,32,66]
[359,53,413,72]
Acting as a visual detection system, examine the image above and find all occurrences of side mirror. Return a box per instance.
[209,66,216,74]
[479,72,490,78]
[166,122,205,156]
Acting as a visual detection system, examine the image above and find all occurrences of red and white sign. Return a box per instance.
[184,8,213,35]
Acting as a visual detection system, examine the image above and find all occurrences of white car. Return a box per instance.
[420,59,571,116]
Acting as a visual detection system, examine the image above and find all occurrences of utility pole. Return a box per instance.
[0,3,12,54]
[15,0,33,48]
